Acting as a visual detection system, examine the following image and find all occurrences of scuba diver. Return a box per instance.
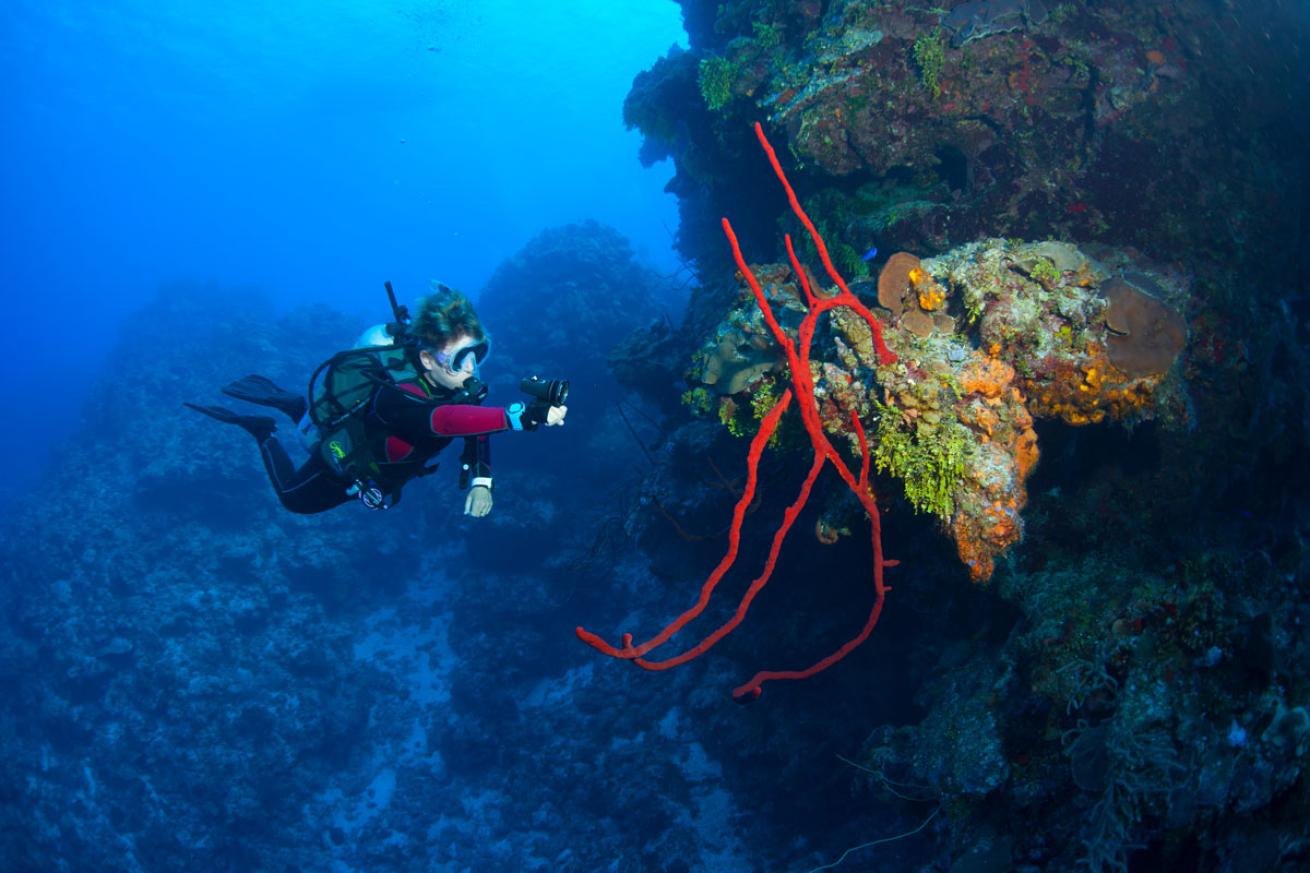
[184,283,568,516]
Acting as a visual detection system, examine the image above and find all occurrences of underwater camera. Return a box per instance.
[520,375,569,406]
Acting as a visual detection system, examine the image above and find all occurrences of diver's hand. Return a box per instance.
[521,402,567,429]
[464,485,493,518]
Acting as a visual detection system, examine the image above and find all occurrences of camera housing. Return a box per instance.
[520,375,569,406]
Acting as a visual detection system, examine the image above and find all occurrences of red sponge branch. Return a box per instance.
[576,122,900,700]
[574,389,793,661]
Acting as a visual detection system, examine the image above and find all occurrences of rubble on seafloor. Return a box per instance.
[684,238,1191,582]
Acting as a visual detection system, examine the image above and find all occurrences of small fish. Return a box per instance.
[861,246,879,262]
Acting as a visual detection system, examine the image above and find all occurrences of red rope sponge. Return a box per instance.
[576,122,899,700]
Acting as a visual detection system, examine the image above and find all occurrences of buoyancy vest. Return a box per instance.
[303,343,423,490]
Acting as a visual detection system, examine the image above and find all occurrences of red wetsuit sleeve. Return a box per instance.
[429,405,509,437]
[371,381,513,450]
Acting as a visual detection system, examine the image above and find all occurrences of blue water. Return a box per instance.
[0,0,684,498]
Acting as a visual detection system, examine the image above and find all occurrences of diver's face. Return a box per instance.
[421,335,479,390]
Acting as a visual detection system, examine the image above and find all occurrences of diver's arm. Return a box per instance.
[430,405,516,436]
[374,383,512,437]
[460,435,494,517]
[374,382,563,438]
[458,435,492,489]
[431,403,567,434]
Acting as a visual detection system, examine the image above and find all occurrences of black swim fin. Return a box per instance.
[183,402,277,441]
[221,374,307,422]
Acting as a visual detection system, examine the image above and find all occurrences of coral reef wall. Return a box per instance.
[591,0,1310,869]
[635,0,1305,282]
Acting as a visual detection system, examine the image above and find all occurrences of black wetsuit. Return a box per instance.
[257,377,517,514]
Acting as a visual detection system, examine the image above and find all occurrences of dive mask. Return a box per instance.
[435,336,491,375]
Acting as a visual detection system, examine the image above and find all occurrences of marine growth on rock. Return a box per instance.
[688,237,1189,581]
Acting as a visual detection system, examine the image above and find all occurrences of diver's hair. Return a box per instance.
[412,284,485,351]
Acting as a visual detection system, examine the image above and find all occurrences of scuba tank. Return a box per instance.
[300,282,424,507]
[296,320,399,452]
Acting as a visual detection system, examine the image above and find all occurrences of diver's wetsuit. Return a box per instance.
[258,378,516,515]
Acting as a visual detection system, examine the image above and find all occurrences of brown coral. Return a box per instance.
[901,309,936,338]
[878,252,920,316]
[701,335,781,395]
[1102,278,1187,377]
